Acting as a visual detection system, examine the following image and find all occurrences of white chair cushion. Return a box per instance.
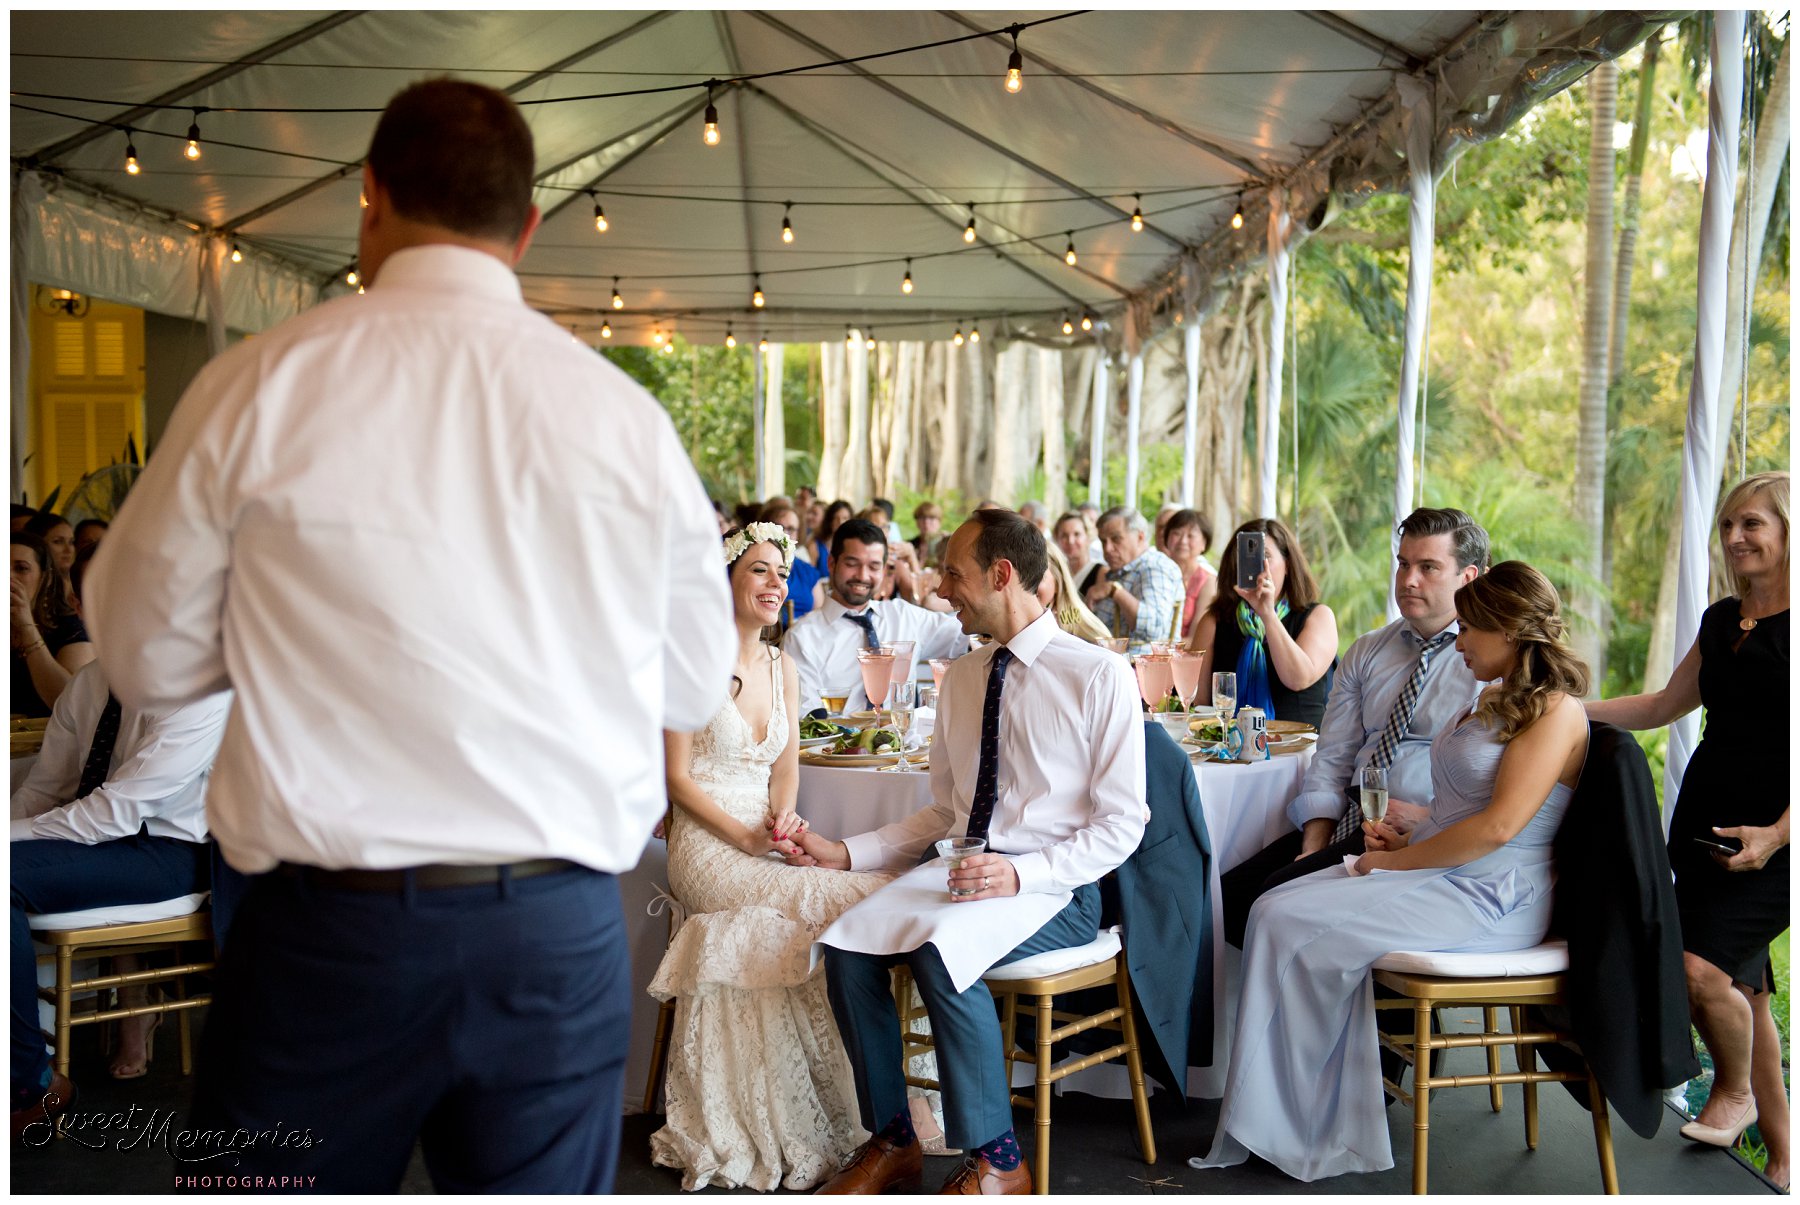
[1373,939,1569,978]
[983,928,1122,981]
[28,893,209,932]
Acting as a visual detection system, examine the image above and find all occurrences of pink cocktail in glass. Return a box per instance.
[1133,654,1175,712]
[856,649,895,711]
[1170,652,1204,712]
[884,641,917,689]
[929,658,951,691]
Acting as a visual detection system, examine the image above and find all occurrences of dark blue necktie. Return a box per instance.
[965,647,1014,844]
[844,609,880,651]
[76,693,123,799]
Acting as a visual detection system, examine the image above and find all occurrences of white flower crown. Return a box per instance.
[723,521,796,569]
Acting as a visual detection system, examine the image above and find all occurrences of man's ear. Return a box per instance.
[508,205,542,265]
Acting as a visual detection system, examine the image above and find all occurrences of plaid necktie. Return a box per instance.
[75,693,124,799]
[843,609,880,651]
[1333,629,1457,842]
[964,647,1014,844]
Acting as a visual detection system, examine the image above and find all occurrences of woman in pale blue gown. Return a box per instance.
[1193,562,1592,1183]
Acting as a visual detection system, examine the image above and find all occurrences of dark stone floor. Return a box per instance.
[12,1007,1781,1195]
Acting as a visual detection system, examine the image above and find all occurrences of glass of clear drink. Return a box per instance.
[936,837,986,897]
[1360,765,1389,828]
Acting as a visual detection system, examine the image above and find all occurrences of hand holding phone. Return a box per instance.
[1235,530,1266,594]
[1692,835,1743,858]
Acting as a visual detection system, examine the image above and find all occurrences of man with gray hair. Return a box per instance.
[1084,507,1185,653]
[1015,500,1050,535]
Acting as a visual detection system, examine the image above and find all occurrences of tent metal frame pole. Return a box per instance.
[220,12,675,235]
[1298,11,1424,71]
[743,84,1105,307]
[22,11,366,169]
[748,12,1188,255]
[936,10,1262,177]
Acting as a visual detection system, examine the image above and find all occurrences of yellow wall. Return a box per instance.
[26,286,146,505]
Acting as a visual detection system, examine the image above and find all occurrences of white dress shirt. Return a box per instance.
[821,609,1148,989]
[784,595,968,714]
[11,661,229,845]
[1288,617,1483,830]
[87,245,734,874]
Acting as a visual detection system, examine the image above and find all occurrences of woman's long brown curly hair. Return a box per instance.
[1455,561,1589,743]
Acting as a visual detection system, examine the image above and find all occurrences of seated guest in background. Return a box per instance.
[1193,562,1588,1183]
[72,520,108,554]
[1162,508,1216,641]
[785,518,966,716]
[11,506,36,534]
[732,501,761,531]
[1153,503,1183,552]
[1037,544,1111,644]
[1054,510,1104,599]
[759,501,823,620]
[801,498,823,547]
[10,533,94,717]
[1085,507,1184,653]
[794,484,816,521]
[1016,500,1050,535]
[1077,501,1103,563]
[869,498,905,549]
[1218,507,1487,947]
[712,499,733,535]
[814,499,854,573]
[11,661,230,1125]
[22,512,75,580]
[911,502,948,568]
[1187,517,1336,727]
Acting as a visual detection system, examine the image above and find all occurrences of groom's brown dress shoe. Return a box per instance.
[11,1073,75,1139]
[938,1154,1032,1194]
[815,1134,924,1194]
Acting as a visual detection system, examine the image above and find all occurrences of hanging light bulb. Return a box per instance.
[1004,28,1023,93]
[611,278,624,310]
[951,323,964,347]
[652,326,665,346]
[702,83,721,147]
[963,204,977,244]
[346,267,359,287]
[900,258,914,295]
[1080,311,1093,332]
[751,275,765,309]
[724,323,737,349]
[1063,233,1077,267]
[1062,315,1075,336]
[758,336,768,352]
[968,322,980,345]
[663,340,676,355]
[781,202,794,245]
[592,193,608,233]
[229,243,243,264]
[865,328,876,350]
[1130,194,1144,233]
[184,112,202,161]
[600,319,612,339]
[1231,192,1244,230]
[356,285,365,295]
[846,325,856,346]
[123,131,141,175]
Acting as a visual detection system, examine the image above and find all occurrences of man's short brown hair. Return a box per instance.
[366,80,535,242]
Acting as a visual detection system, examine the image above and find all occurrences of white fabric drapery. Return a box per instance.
[1181,315,1202,508]
[761,343,786,501]
[1666,11,1746,823]
[1123,353,1144,512]
[1388,74,1439,620]
[752,343,766,498]
[1088,352,1109,507]
[1260,193,1292,518]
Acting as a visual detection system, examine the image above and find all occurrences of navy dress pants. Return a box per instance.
[11,833,209,1103]
[823,882,1101,1151]
[188,865,630,1193]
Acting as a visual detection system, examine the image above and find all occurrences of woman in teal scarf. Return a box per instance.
[1185,518,1338,727]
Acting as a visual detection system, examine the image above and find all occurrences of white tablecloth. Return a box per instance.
[618,749,1309,1110]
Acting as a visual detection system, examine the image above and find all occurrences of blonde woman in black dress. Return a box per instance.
[1587,470,1789,1190]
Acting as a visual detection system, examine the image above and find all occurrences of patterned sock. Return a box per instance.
[877,1106,917,1148]
[977,1129,1023,1171]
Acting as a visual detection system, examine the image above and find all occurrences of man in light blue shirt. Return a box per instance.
[1220,508,1490,947]
[1086,507,1185,653]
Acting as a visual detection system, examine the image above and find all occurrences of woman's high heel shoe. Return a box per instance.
[1679,1098,1757,1149]
[108,1009,162,1081]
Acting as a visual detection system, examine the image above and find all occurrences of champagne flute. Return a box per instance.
[856,648,895,717]
[1170,651,1204,721]
[1360,766,1389,830]
[885,681,915,768]
[1134,654,1174,714]
[1211,671,1237,720]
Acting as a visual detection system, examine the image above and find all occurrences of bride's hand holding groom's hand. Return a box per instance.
[782,827,850,870]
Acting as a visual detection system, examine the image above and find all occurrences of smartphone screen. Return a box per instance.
[1236,531,1266,593]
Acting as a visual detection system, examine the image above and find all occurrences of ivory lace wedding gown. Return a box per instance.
[649,650,894,1191]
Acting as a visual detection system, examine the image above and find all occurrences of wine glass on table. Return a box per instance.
[1170,650,1204,723]
[856,647,895,719]
[1359,766,1389,831]
[884,640,917,701]
[883,681,917,771]
[1212,671,1238,751]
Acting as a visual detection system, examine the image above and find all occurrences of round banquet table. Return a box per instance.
[616,747,1310,1111]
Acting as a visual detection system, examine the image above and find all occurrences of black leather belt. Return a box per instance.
[276,858,578,892]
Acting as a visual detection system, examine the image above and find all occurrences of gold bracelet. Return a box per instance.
[17,640,46,658]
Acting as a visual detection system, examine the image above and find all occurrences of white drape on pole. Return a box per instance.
[1087,352,1108,506]
[1388,74,1438,621]
[761,343,785,500]
[1123,353,1144,512]
[1180,316,1201,508]
[1260,193,1292,517]
[1666,11,1745,825]
[751,342,766,499]
[199,239,228,358]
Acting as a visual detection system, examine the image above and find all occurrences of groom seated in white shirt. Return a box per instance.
[792,509,1147,1195]
[783,517,967,716]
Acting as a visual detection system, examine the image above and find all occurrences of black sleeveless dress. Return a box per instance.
[1666,599,1790,992]
[1207,603,1333,728]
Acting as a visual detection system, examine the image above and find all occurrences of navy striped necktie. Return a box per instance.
[964,647,1014,844]
[76,693,123,800]
[1333,628,1457,842]
[843,609,880,651]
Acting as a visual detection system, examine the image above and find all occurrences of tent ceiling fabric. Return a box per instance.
[12,9,1668,346]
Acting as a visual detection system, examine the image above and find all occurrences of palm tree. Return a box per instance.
[1572,61,1617,684]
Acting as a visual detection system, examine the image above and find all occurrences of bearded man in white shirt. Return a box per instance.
[784,517,967,715]
[794,509,1147,1195]
[85,81,733,1193]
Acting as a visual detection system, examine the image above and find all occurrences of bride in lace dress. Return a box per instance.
[649,526,896,1191]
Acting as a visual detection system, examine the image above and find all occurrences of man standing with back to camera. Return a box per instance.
[87,80,734,1192]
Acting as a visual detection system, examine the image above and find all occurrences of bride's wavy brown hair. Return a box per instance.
[1455,562,1589,743]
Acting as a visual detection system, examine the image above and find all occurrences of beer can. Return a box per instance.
[1235,707,1269,761]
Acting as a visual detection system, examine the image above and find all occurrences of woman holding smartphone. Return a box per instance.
[1586,471,1788,1189]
